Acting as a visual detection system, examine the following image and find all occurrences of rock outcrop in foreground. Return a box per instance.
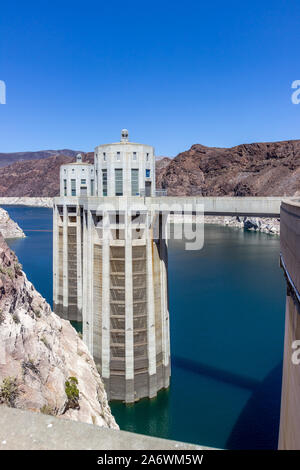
[0,234,118,429]
[0,208,25,239]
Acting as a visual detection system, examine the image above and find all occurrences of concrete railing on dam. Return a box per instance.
[54,196,284,217]
[279,199,300,449]
[0,195,285,216]
[0,406,212,450]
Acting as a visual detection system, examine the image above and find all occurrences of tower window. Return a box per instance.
[115,169,123,196]
[81,179,86,185]
[146,169,151,178]
[71,179,76,196]
[63,179,67,196]
[103,152,106,161]
[146,153,149,161]
[133,152,137,161]
[116,152,120,161]
[102,169,108,196]
[131,169,139,196]
[91,179,94,196]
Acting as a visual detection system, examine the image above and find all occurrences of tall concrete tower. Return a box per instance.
[53,130,170,402]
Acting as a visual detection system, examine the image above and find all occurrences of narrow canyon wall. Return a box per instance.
[0,233,118,429]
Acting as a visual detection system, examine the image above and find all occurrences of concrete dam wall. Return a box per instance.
[279,199,300,449]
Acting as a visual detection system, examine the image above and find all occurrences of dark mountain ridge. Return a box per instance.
[0,139,299,197]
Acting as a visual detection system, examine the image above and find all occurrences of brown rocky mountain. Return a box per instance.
[0,154,93,197]
[0,139,300,197]
[0,149,81,168]
[156,140,300,196]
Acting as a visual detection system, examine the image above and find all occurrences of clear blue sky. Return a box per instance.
[0,0,300,155]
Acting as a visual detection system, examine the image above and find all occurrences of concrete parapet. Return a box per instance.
[279,198,300,449]
[0,406,211,450]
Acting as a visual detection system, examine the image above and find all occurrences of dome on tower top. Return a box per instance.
[121,129,129,142]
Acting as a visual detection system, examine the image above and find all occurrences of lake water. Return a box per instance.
[2,205,285,449]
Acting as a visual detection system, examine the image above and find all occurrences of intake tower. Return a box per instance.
[53,130,170,402]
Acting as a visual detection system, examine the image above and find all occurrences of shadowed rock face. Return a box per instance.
[0,234,118,429]
[156,140,300,196]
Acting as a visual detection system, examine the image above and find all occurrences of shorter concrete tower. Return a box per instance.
[53,130,170,402]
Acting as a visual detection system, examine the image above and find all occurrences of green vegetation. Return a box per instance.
[64,376,80,411]
[33,308,41,318]
[6,268,14,280]
[12,313,20,324]
[40,336,51,349]
[40,404,55,416]
[0,377,19,407]
[0,265,14,279]
[14,262,22,274]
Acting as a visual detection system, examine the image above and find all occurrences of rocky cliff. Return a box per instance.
[0,233,118,429]
[0,208,25,239]
[156,140,300,197]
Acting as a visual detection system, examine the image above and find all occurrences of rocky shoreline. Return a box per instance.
[0,197,53,208]
[205,215,280,235]
[0,208,25,239]
[169,214,280,235]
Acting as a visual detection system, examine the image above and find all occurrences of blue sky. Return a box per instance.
[0,0,300,155]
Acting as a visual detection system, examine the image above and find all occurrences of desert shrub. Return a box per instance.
[6,268,14,280]
[40,404,55,416]
[14,262,22,274]
[33,309,41,318]
[0,377,19,407]
[64,376,80,411]
[40,336,51,349]
[12,313,20,324]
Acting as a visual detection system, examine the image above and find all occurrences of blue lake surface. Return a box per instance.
[2,205,285,449]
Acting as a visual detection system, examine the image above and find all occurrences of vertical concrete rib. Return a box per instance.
[159,213,170,387]
[53,204,59,309]
[62,204,68,317]
[87,209,94,355]
[102,212,111,395]
[125,211,134,402]
[82,210,89,347]
[146,210,157,397]
[76,205,82,321]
